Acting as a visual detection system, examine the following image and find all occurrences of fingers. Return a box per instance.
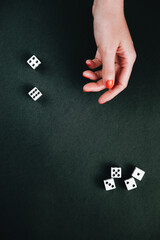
[83,46,136,103]
[86,58,102,69]
[98,64,134,104]
[83,70,102,81]
[83,79,106,92]
[102,50,116,89]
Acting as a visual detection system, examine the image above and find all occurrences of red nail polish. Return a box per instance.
[106,80,114,89]
[86,61,91,66]
[83,75,90,79]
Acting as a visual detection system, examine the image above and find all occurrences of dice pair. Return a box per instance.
[104,167,122,191]
[125,167,145,191]
[104,167,145,191]
[27,55,43,101]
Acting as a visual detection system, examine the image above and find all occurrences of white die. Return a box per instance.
[28,87,42,101]
[132,167,145,181]
[104,178,116,191]
[27,55,41,69]
[124,177,137,191]
[111,167,122,178]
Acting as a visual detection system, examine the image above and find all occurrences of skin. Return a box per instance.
[83,0,137,104]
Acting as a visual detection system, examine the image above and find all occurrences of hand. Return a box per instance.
[83,0,136,104]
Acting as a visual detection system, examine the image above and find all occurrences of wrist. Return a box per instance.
[94,0,124,15]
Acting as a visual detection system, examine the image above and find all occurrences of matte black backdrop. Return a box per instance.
[0,0,160,239]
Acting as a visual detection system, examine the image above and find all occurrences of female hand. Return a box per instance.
[83,0,136,104]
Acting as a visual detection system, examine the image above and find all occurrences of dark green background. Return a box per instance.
[0,0,160,239]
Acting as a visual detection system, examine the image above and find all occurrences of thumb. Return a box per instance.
[102,51,116,89]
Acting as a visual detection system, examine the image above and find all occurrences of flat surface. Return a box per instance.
[0,0,160,239]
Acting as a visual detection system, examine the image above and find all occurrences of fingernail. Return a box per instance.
[83,89,90,92]
[86,60,91,66]
[106,80,114,89]
[83,74,90,79]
